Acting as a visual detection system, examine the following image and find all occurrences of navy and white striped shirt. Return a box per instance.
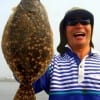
[33,47,100,100]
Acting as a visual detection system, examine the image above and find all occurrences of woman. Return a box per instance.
[32,7,100,100]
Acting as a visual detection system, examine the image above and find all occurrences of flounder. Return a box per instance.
[1,0,53,100]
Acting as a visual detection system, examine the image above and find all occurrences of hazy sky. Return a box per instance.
[0,0,100,77]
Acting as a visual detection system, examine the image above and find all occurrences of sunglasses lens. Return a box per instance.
[80,19,90,25]
[67,19,90,26]
[67,20,78,26]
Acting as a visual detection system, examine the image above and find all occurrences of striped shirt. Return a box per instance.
[33,47,100,100]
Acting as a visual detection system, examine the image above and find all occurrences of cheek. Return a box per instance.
[65,32,72,45]
[86,26,92,38]
[65,27,73,38]
[65,26,71,37]
[87,25,92,32]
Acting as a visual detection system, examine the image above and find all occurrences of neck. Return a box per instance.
[71,45,91,60]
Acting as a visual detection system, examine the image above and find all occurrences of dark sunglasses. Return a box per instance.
[67,19,91,26]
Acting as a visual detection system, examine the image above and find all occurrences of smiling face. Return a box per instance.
[65,19,92,50]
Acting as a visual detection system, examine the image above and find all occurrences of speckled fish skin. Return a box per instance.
[1,0,53,100]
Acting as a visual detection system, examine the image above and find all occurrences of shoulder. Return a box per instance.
[89,48,100,61]
[48,53,68,70]
[51,52,69,62]
[91,48,100,56]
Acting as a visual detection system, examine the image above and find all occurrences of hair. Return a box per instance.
[57,7,94,56]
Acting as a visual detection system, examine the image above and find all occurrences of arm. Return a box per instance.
[32,69,50,94]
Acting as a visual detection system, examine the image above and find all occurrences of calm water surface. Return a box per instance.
[0,81,48,100]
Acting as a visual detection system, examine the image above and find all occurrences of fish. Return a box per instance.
[1,0,53,100]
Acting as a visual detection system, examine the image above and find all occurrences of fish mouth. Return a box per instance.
[73,32,85,37]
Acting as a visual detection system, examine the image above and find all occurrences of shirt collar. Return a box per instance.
[65,44,99,56]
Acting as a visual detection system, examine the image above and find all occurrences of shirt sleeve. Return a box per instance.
[32,68,50,94]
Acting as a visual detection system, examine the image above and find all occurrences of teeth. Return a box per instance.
[74,32,84,35]
[73,32,85,37]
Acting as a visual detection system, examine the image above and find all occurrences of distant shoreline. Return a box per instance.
[0,77,16,82]
[0,79,16,82]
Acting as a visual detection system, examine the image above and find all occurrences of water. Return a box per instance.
[0,81,48,100]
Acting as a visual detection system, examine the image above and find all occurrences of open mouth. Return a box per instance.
[73,32,85,37]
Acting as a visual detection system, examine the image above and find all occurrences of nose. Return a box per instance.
[75,22,84,27]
